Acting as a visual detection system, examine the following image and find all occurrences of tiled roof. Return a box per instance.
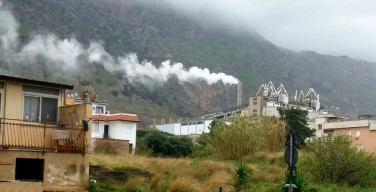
[92,113,140,122]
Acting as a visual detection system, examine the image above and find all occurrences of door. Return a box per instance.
[103,125,109,139]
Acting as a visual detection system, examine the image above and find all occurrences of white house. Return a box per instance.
[92,101,109,114]
[155,119,213,136]
[92,113,139,151]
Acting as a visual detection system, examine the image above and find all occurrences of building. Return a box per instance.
[92,101,109,115]
[0,75,91,192]
[307,114,345,138]
[92,113,139,153]
[67,92,139,154]
[323,120,376,153]
[155,119,213,136]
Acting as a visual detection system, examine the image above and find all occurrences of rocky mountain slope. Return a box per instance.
[2,0,376,122]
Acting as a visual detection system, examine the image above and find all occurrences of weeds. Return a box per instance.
[234,162,251,191]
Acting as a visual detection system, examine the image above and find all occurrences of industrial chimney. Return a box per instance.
[237,82,242,106]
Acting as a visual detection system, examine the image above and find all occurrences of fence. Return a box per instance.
[0,118,87,154]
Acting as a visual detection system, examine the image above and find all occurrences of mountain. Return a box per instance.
[2,0,376,123]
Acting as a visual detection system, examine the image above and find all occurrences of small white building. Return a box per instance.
[155,119,213,136]
[92,101,109,114]
[92,113,140,151]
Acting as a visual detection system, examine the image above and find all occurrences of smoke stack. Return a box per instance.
[237,81,242,106]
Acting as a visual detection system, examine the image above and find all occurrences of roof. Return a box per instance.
[92,113,140,122]
[0,74,74,89]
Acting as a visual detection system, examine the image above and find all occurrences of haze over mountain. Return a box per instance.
[1,0,375,122]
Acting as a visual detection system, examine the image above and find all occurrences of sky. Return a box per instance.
[155,0,376,62]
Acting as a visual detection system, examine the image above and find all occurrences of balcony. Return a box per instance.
[0,118,87,153]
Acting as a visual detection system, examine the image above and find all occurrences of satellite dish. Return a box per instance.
[79,81,97,103]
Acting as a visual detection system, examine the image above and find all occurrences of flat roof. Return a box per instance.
[0,74,74,89]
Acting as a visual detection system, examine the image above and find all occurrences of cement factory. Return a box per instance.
[155,81,325,136]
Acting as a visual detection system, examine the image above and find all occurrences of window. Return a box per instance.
[16,158,44,181]
[355,131,360,139]
[181,122,188,126]
[253,109,257,112]
[318,124,322,130]
[23,85,59,123]
[96,106,104,114]
[253,101,257,105]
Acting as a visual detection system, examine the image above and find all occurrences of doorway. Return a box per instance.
[103,125,109,139]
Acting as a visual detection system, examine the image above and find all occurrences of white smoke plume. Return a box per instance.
[0,1,239,85]
[18,35,84,68]
[119,55,239,85]
[0,1,18,51]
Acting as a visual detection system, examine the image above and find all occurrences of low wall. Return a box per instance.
[93,138,130,155]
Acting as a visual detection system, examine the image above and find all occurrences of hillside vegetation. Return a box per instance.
[2,0,376,122]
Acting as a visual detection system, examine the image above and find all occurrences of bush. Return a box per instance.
[136,129,193,157]
[207,117,286,159]
[145,131,193,157]
[302,136,376,187]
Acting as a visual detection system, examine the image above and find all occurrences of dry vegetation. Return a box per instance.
[90,152,286,192]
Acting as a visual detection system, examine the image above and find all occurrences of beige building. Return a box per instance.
[248,96,267,116]
[324,120,376,153]
[0,75,91,192]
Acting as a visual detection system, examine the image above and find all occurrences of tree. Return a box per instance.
[278,108,314,146]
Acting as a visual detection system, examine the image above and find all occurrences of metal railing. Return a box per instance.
[0,118,87,154]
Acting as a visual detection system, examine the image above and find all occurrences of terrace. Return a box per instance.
[0,118,87,154]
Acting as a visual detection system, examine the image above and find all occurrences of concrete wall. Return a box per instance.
[4,82,23,119]
[0,151,89,191]
[92,121,137,150]
[0,182,43,192]
[59,104,92,149]
[93,138,130,155]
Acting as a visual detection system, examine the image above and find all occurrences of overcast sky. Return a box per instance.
[155,0,376,62]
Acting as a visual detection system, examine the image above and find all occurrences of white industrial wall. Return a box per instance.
[155,123,175,135]
[156,119,212,136]
[263,106,280,117]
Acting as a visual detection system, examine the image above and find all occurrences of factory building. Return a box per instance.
[155,119,213,136]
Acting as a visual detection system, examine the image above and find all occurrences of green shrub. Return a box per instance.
[234,162,252,191]
[302,136,376,187]
[145,131,193,157]
[136,129,193,157]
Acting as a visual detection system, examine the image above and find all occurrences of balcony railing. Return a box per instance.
[0,118,87,154]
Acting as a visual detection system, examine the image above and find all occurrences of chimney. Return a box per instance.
[237,82,242,106]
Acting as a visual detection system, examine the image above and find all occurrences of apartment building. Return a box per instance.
[0,75,91,192]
